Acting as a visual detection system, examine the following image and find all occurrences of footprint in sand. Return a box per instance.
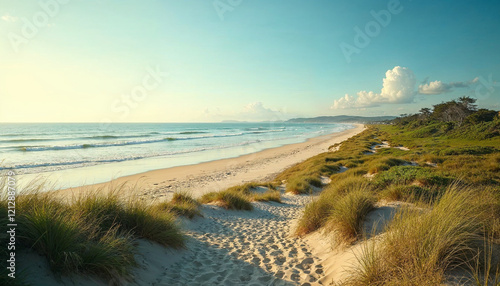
[157,195,325,285]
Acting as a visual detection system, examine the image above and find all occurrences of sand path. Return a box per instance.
[152,193,324,286]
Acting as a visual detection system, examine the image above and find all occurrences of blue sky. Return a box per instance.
[0,0,499,122]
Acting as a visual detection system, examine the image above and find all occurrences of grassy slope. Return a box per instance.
[292,122,500,285]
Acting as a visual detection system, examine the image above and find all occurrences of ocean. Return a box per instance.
[0,122,354,188]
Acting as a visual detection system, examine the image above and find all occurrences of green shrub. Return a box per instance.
[438,146,497,156]
[375,166,451,187]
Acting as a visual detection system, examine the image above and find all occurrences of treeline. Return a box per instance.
[392,96,500,139]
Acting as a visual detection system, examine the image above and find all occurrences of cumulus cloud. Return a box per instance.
[332,66,416,109]
[1,14,17,22]
[418,77,479,94]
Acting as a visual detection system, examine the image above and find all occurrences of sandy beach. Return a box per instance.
[56,124,365,202]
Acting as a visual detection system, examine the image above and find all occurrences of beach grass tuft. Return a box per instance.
[154,191,202,219]
[200,182,281,209]
[251,189,282,203]
[327,189,375,245]
[200,190,253,210]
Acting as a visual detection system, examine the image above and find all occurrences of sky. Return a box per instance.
[0,0,499,123]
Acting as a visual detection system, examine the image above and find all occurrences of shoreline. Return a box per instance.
[55,124,365,201]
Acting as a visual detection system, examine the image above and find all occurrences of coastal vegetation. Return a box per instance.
[293,96,500,284]
[0,182,185,284]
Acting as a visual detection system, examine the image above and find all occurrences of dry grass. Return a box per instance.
[296,177,373,236]
[200,190,253,210]
[0,179,184,282]
[345,185,491,285]
[252,190,281,203]
[154,191,202,219]
[327,189,375,245]
[199,182,281,209]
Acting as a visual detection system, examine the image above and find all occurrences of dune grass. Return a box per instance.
[154,191,202,219]
[296,177,373,236]
[15,192,138,279]
[296,195,336,236]
[274,153,342,195]
[73,189,184,248]
[0,179,185,282]
[468,235,500,286]
[345,185,492,285]
[200,190,253,210]
[200,182,281,210]
[251,190,281,203]
[286,178,313,195]
[327,189,375,245]
[378,184,442,204]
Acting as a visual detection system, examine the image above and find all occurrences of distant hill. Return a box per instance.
[286,115,396,124]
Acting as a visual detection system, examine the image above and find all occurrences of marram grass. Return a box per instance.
[0,179,185,283]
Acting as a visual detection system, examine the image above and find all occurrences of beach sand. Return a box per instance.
[25,124,367,285]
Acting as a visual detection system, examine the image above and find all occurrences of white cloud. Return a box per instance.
[418,77,479,94]
[242,102,285,120]
[203,102,290,122]
[1,14,18,22]
[332,66,416,109]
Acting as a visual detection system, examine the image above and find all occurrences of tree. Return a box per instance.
[419,107,432,118]
[458,96,477,112]
[432,99,475,126]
